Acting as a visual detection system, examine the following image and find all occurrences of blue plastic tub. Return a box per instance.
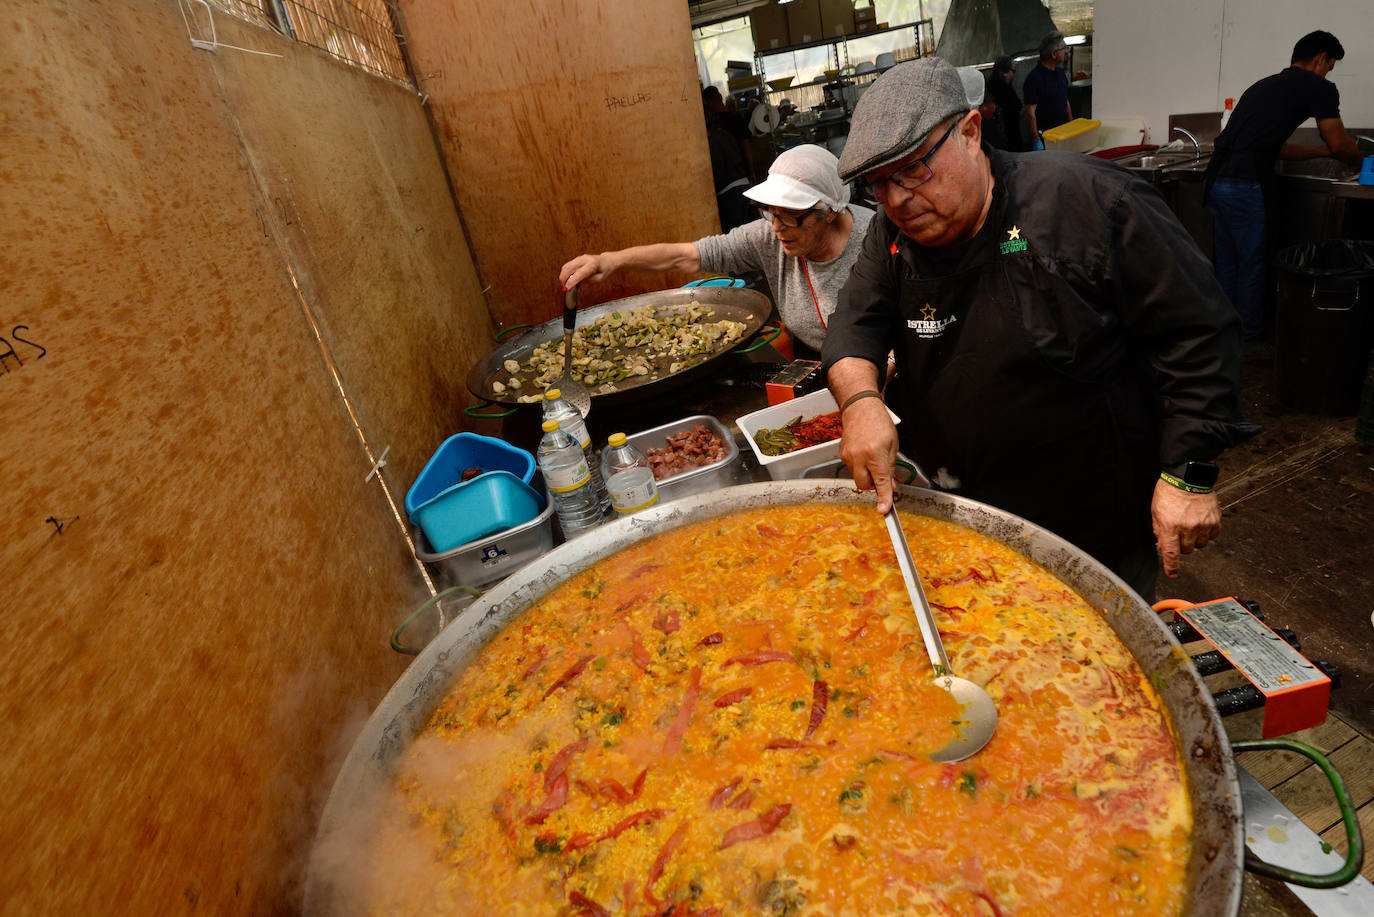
[405,433,536,519]
[411,470,544,554]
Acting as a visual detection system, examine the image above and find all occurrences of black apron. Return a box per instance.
[889,213,1160,579]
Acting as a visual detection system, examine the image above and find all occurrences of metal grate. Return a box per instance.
[202,0,410,85]
[278,0,409,84]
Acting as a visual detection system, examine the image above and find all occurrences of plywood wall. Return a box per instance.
[1,0,492,911]
[396,0,722,322]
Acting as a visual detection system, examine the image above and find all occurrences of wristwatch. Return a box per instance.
[1160,461,1219,494]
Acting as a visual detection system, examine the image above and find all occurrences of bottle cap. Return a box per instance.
[542,419,559,433]
[1224,98,1234,110]
[608,432,627,447]
[545,388,562,400]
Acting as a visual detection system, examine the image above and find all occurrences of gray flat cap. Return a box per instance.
[836,58,972,182]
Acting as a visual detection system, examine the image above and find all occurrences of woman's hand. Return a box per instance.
[559,253,616,290]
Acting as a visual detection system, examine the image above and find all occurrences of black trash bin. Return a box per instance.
[1273,240,1374,416]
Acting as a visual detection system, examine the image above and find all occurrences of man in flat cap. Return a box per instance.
[820,58,1258,597]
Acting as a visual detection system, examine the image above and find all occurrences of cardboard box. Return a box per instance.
[750,2,790,51]
[784,0,823,45]
[854,3,877,24]
[819,0,855,38]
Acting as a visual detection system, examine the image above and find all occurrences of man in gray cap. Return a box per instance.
[819,58,1258,597]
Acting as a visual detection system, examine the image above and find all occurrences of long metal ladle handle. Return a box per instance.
[884,508,952,676]
[561,286,578,366]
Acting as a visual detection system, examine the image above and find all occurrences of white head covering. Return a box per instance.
[957,66,985,107]
[743,144,850,212]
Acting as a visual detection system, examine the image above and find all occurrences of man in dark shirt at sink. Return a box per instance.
[1204,30,1363,341]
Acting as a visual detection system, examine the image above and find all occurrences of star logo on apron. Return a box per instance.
[906,302,958,338]
[1000,224,1029,255]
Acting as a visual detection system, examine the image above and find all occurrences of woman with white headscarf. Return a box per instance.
[560,145,876,357]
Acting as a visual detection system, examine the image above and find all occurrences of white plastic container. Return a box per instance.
[737,389,900,480]
[1043,117,1102,153]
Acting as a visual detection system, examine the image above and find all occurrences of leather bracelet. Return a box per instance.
[1159,471,1213,495]
[840,390,883,412]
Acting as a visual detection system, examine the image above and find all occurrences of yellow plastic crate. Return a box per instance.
[1043,118,1102,153]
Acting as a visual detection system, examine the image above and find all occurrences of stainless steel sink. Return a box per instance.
[1111,150,1206,181]
[1275,158,1356,181]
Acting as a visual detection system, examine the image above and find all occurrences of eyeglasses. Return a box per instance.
[865,119,960,196]
[756,205,822,228]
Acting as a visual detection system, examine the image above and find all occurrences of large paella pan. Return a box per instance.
[307,481,1271,915]
[466,286,775,410]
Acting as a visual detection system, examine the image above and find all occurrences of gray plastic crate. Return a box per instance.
[414,495,554,588]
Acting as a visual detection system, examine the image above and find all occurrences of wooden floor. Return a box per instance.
[1195,646,1374,914]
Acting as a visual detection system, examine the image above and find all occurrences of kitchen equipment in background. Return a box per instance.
[766,76,794,91]
[749,102,782,135]
[883,505,998,762]
[737,388,901,480]
[875,52,897,70]
[1043,117,1102,153]
[405,433,539,553]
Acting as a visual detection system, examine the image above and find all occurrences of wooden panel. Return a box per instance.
[1270,739,1374,836]
[396,0,720,324]
[1,0,488,911]
[199,15,496,484]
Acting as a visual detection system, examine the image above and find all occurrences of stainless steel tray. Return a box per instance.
[624,414,738,504]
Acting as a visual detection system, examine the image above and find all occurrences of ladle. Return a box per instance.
[550,286,592,418]
[883,507,998,762]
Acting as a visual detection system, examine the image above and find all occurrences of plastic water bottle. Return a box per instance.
[538,419,603,539]
[543,389,610,512]
[602,433,659,516]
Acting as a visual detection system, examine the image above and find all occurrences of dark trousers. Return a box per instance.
[1207,178,1266,341]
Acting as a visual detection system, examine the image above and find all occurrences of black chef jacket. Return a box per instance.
[822,148,1259,574]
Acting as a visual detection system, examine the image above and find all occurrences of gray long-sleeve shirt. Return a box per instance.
[694,206,875,351]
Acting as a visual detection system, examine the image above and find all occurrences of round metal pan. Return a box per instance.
[465,286,774,409]
[307,481,1243,916]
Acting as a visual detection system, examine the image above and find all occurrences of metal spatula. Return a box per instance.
[884,506,998,762]
[550,286,592,418]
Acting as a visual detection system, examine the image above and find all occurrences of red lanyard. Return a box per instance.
[799,258,826,330]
